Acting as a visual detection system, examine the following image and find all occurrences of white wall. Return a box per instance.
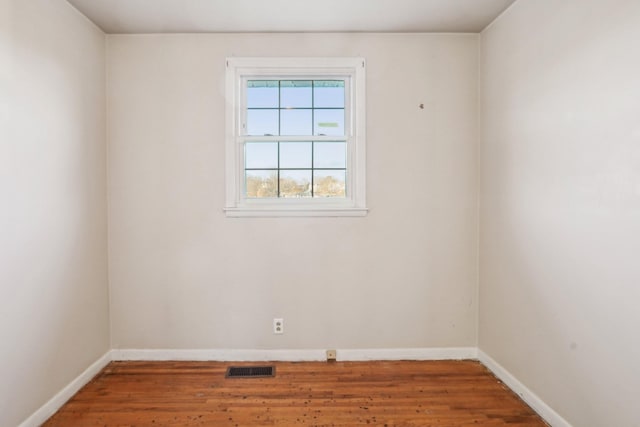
[107,33,479,351]
[479,1,640,426]
[0,1,109,426]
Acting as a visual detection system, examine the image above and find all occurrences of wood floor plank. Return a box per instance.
[43,360,547,426]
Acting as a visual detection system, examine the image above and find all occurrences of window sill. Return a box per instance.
[224,206,369,218]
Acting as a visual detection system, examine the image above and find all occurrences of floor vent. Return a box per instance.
[226,366,275,378]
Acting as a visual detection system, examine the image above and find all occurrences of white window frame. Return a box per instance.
[224,57,367,217]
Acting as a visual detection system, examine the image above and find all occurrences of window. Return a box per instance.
[225,58,367,217]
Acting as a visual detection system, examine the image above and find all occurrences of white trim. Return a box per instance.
[111,347,477,362]
[18,351,112,427]
[337,347,478,361]
[478,350,572,427]
[224,207,368,218]
[111,348,327,362]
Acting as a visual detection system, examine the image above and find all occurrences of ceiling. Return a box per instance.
[66,0,517,34]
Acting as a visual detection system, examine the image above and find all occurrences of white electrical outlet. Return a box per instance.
[273,318,284,334]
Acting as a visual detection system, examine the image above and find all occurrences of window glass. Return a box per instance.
[280,170,312,198]
[246,170,278,198]
[280,142,312,169]
[246,142,278,169]
[281,80,312,108]
[313,81,344,108]
[247,109,278,136]
[281,109,312,135]
[247,80,279,108]
[313,170,346,198]
[314,142,346,169]
[314,109,344,136]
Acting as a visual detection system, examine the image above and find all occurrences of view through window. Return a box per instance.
[244,80,347,199]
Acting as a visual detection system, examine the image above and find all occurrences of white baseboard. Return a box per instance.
[478,350,572,427]
[111,347,477,363]
[338,347,478,361]
[111,348,327,362]
[18,350,112,427]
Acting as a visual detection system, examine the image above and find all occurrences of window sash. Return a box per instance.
[238,76,351,201]
[239,76,352,138]
[240,138,351,200]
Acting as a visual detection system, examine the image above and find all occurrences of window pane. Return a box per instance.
[246,170,278,198]
[280,170,311,198]
[281,80,312,108]
[280,142,312,169]
[314,81,345,108]
[314,142,346,168]
[245,142,278,169]
[247,80,279,108]
[281,109,312,135]
[314,109,345,136]
[247,109,278,135]
[314,170,346,198]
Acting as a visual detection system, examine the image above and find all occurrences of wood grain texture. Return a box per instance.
[43,360,547,426]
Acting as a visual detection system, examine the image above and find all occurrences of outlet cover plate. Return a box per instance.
[273,318,284,334]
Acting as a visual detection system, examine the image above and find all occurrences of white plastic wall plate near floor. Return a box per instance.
[273,318,284,334]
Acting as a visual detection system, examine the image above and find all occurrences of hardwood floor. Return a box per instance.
[43,360,547,426]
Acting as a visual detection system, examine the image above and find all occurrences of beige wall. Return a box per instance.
[107,33,479,350]
[479,0,640,425]
[0,1,109,426]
